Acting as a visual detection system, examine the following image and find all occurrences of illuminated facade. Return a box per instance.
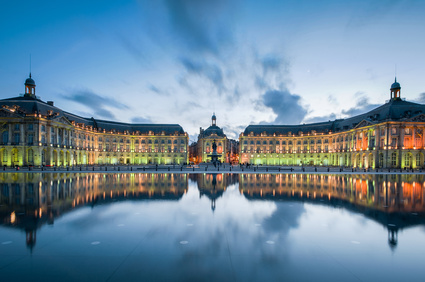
[194,114,231,163]
[239,79,425,169]
[0,75,189,166]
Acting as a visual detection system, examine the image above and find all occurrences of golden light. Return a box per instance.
[10,211,16,224]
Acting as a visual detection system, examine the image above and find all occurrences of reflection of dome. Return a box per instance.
[25,74,36,86]
[391,78,400,90]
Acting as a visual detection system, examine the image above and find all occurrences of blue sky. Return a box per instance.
[1,0,424,142]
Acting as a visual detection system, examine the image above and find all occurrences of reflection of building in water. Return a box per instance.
[239,173,425,249]
[190,173,238,211]
[0,173,188,249]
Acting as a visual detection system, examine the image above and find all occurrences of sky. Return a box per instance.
[1,0,425,142]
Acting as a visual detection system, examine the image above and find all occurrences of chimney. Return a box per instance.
[47,101,54,106]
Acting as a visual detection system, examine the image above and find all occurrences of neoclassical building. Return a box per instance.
[0,74,188,167]
[239,79,425,169]
[193,114,238,164]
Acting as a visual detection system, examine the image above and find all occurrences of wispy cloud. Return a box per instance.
[162,0,235,55]
[131,116,152,123]
[62,89,129,120]
[341,94,381,117]
[180,57,225,95]
[414,93,425,104]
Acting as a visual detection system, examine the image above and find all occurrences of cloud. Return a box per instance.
[222,124,245,140]
[255,53,290,92]
[148,84,169,96]
[261,55,285,76]
[262,89,308,125]
[116,33,147,66]
[327,95,338,105]
[62,89,129,120]
[414,93,425,104]
[180,57,225,94]
[162,0,234,55]
[131,116,152,124]
[303,93,382,124]
[341,94,380,117]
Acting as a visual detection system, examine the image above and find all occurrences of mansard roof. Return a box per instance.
[243,99,425,136]
[0,96,185,135]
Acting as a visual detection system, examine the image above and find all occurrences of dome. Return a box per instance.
[203,125,224,137]
[212,113,216,120]
[25,74,35,86]
[390,78,400,90]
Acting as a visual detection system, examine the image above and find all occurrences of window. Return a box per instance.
[2,131,8,144]
[14,133,20,144]
[405,154,411,167]
[41,135,46,143]
[41,125,46,132]
[14,124,19,130]
[391,152,397,166]
[28,134,33,145]
[405,128,411,135]
[28,124,33,131]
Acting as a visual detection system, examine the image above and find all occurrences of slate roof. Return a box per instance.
[243,98,425,136]
[0,96,185,135]
[200,125,225,138]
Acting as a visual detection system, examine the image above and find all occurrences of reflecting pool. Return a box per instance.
[1,173,425,281]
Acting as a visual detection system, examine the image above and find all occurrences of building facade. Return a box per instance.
[194,114,238,164]
[0,74,188,167]
[239,79,425,169]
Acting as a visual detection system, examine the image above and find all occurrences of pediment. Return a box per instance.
[354,119,374,129]
[51,115,73,125]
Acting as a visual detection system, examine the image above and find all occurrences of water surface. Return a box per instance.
[1,173,424,281]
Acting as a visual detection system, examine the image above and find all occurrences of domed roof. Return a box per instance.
[203,125,224,137]
[212,113,216,120]
[25,74,35,86]
[391,78,400,90]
